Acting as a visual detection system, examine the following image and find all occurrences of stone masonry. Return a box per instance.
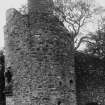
[75,52,105,105]
[4,0,76,105]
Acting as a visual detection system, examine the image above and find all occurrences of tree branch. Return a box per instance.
[75,36,94,50]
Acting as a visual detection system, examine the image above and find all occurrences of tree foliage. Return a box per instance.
[85,17,105,58]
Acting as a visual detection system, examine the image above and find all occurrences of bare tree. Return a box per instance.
[54,0,102,50]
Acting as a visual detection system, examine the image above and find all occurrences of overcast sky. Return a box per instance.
[0,0,105,49]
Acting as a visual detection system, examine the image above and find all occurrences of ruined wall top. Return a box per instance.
[28,0,54,14]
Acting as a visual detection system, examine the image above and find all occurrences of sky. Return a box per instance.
[0,0,105,49]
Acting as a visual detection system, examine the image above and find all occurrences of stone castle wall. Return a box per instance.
[5,2,105,105]
[4,8,31,105]
[75,52,105,105]
[4,5,76,105]
[28,0,54,13]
